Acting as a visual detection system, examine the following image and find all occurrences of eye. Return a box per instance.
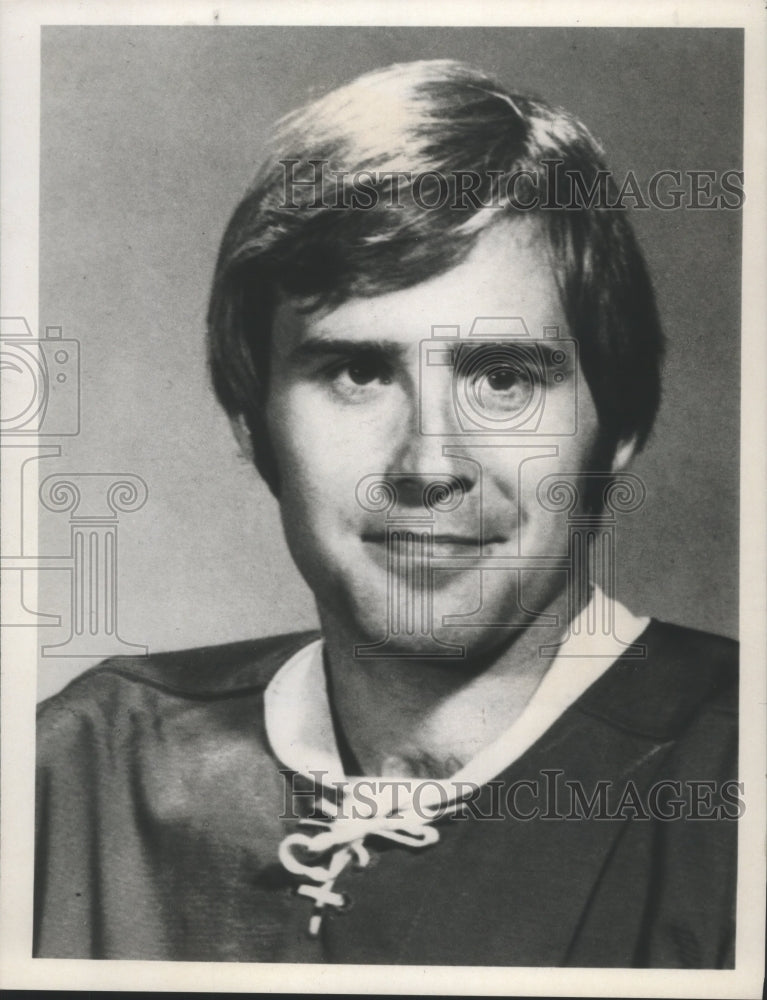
[346,355,392,386]
[475,362,532,415]
[485,365,525,392]
[453,345,543,420]
[324,351,394,402]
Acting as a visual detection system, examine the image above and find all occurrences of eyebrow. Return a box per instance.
[446,340,575,366]
[286,336,573,367]
[288,337,409,364]
[460,341,572,362]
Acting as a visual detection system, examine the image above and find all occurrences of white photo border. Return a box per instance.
[1,1,765,996]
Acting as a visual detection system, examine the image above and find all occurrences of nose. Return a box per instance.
[383,372,478,508]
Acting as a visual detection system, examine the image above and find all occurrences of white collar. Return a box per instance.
[264,588,649,802]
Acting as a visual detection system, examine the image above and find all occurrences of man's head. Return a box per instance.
[206,59,664,654]
[207,58,663,492]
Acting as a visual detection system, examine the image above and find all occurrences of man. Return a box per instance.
[35,60,737,966]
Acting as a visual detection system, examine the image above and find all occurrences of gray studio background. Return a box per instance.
[37,26,741,700]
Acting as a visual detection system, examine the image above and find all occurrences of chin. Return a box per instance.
[323,567,560,661]
[352,637,468,664]
[344,602,519,664]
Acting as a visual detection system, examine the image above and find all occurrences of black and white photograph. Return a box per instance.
[0,1,765,995]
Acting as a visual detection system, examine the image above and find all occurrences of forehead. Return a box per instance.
[271,219,568,355]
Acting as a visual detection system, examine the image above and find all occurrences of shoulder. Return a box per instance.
[580,619,737,742]
[37,629,320,754]
[641,618,737,712]
[642,619,737,670]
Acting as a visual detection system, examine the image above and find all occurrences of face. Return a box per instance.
[266,220,607,659]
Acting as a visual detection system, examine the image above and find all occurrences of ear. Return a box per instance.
[611,436,638,473]
[229,415,255,463]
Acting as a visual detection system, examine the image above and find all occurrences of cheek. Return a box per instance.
[266,392,379,515]
[482,398,602,516]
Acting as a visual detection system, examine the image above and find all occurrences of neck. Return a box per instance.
[321,585,582,780]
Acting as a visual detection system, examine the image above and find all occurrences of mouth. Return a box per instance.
[432,534,482,549]
[361,532,507,557]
